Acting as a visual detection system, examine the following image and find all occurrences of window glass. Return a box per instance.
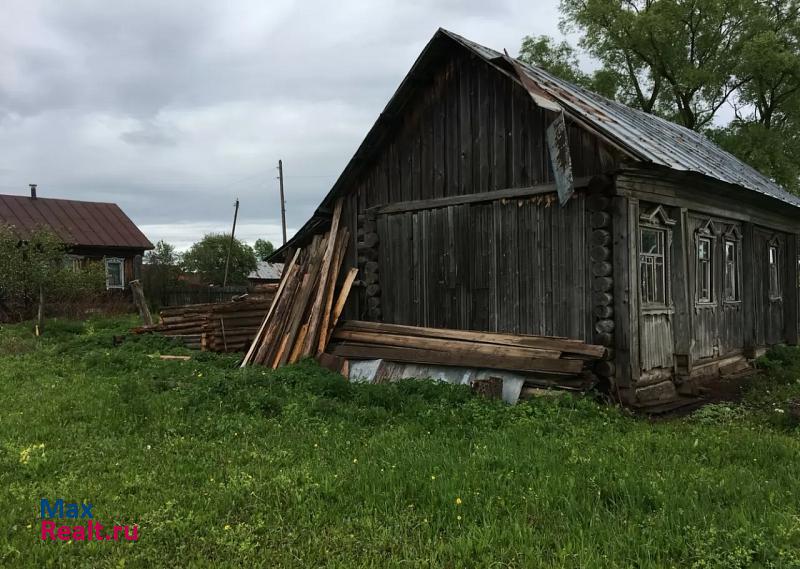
[769,245,780,298]
[724,240,738,301]
[106,259,124,288]
[697,237,713,303]
[640,228,666,305]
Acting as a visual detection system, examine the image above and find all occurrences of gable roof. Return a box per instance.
[272,28,800,258]
[0,193,154,250]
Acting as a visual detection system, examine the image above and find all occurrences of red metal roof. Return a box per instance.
[0,194,153,250]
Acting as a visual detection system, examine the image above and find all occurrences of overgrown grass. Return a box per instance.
[1,317,799,568]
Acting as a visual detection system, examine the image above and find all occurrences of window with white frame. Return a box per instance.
[105,257,124,289]
[724,240,739,301]
[768,244,781,299]
[697,237,713,303]
[640,227,667,305]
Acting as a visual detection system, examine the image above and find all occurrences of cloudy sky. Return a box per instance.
[1,0,570,250]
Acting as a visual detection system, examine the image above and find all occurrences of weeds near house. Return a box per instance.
[0,317,799,567]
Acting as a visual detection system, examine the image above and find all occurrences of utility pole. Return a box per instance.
[222,197,240,288]
[278,159,287,245]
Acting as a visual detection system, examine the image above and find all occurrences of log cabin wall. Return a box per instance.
[339,48,617,337]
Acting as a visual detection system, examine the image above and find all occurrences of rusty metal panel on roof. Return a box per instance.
[545,111,575,206]
[0,194,153,249]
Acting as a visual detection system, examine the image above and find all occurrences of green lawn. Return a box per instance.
[1,316,799,568]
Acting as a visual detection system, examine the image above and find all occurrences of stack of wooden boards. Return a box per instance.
[133,288,276,352]
[241,199,359,368]
[327,320,606,390]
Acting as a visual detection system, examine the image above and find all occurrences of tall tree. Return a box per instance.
[145,240,179,266]
[253,238,275,260]
[181,233,257,286]
[524,0,800,192]
[559,0,752,129]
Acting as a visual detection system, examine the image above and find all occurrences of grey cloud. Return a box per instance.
[0,0,563,247]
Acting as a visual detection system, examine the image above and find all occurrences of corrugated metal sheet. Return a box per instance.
[445,30,800,209]
[248,261,284,281]
[0,194,153,249]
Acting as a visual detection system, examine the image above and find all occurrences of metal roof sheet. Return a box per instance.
[444,30,800,208]
[248,261,284,281]
[0,194,154,249]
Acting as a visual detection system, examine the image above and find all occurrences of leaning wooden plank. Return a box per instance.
[328,343,584,374]
[253,256,305,365]
[317,226,350,354]
[288,324,309,364]
[338,320,604,357]
[241,248,301,367]
[331,329,562,359]
[302,199,344,357]
[277,235,328,366]
[271,334,291,369]
[326,268,359,345]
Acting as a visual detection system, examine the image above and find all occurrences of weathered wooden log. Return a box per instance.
[366,284,381,297]
[595,332,614,347]
[595,319,615,334]
[592,277,613,293]
[367,307,382,320]
[592,291,614,307]
[590,211,611,229]
[364,261,379,274]
[367,297,381,310]
[362,232,379,249]
[592,261,613,277]
[591,229,611,247]
[129,280,153,326]
[365,272,380,284]
[594,305,614,319]
[590,246,611,262]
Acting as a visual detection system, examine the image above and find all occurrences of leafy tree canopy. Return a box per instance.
[253,239,275,260]
[521,0,800,193]
[145,240,180,266]
[181,233,257,286]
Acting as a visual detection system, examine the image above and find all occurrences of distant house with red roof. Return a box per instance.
[0,185,154,289]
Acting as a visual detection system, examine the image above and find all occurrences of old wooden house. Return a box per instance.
[0,186,153,289]
[275,29,800,406]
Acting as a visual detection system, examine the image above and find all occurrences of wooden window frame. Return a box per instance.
[693,219,718,307]
[638,205,676,310]
[105,257,125,290]
[723,226,742,303]
[696,236,714,304]
[768,240,781,300]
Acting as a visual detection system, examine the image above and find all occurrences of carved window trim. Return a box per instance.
[105,257,125,290]
[638,205,675,309]
[694,219,717,307]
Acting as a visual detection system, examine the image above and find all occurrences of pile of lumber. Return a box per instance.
[327,320,606,390]
[241,199,358,368]
[133,288,277,352]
